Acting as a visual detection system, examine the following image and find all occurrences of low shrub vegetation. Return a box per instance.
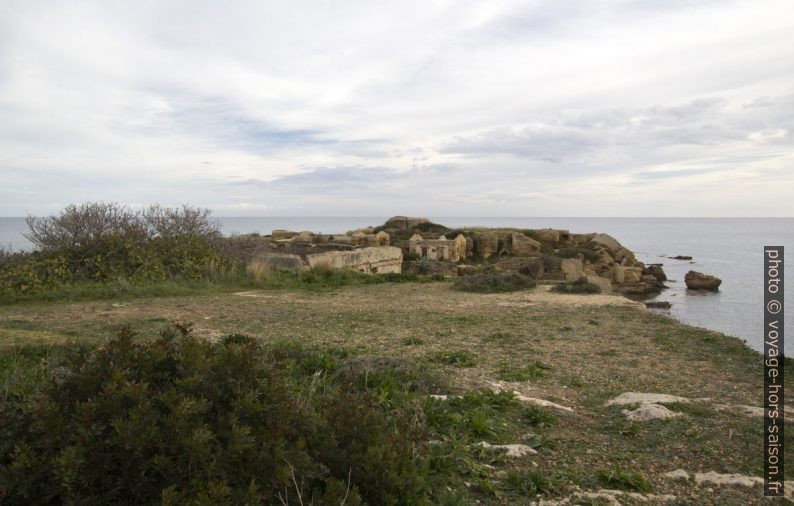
[0,325,443,504]
[557,247,600,263]
[0,203,447,303]
[551,277,601,294]
[453,271,536,293]
[595,464,653,492]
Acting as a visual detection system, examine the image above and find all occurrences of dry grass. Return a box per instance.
[0,281,788,503]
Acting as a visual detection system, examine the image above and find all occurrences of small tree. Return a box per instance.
[24,202,141,251]
[24,203,220,252]
[141,204,220,239]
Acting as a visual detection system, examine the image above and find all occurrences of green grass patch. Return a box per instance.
[428,349,477,367]
[595,464,653,492]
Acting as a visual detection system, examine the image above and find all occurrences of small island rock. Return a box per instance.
[685,271,722,291]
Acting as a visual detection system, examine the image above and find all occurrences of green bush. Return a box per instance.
[0,325,435,504]
[452,271,536,293]
[557,247,600,263]
[0,234,229,297]
[551,277,601,294]
[1,203,231,298]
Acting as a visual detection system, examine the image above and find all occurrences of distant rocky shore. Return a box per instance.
[242,216,672,296]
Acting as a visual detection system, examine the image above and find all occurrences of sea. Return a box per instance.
[2,216,790,355]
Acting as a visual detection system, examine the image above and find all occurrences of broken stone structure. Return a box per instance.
[407,233,467,262]
[253,246,402,274]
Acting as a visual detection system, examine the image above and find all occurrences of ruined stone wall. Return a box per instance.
[305,246,403,274]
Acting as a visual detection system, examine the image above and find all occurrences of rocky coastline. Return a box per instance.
[243,215,677,296]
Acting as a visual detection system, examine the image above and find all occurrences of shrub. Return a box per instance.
[24,203,220,252]
[0,325,433,504]
[557,247,600,263]
[452,271,536,293]
[551,277,601,294]
[539,255,562,275]
[403,251,421,261]
[506,468,561,495]
[3,203,229,298]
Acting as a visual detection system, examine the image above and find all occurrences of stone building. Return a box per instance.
[408,233,467,262]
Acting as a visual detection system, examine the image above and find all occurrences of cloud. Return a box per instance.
[0,0,793,216]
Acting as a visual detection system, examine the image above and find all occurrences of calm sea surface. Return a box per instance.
[2,216,790,354]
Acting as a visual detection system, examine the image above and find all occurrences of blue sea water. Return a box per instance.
[1,216,790,354]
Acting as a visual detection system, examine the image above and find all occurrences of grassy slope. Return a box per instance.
[1,282,790,504]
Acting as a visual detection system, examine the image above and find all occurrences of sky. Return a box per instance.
[1,0,793,217]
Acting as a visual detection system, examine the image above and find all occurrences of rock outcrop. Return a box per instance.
[473,232,499,259]
[507,232,541,256]
[685,271,722,291]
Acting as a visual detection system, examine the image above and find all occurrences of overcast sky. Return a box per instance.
[1,0,793,216]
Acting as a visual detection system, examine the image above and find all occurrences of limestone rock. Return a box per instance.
[509,232,541,256]
[622,403,681,422]
[645,264,667,281]
[474,232,499,259]
[476,441,537,458]
[663,469,690,481]
[640,274,659,285]
[560,258,584,281]
[613,266,643,284]
[590,233,623,252]
[685,271,722,291]
[534,228,567,243]
[694,471,763,487]
[518,258,545,279]
[586,275,613,293]
[606,392,691,406]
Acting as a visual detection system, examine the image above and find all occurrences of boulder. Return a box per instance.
[586,275,613,293]
[671,255,693,260]
[518,258,545,279]
[560,258,584,281]
[685,271,722,291]
[569,233,596,246]
[473,232,499,259]
[613,266,643,284]
[590,233,623,252]
[645,264,667,281]
[641,274,659,285]
[509,232,541,256]
[646,301,672,309]
[534,229,566,243]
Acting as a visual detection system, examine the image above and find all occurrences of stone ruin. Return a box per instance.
[406,233,467,262]
[249,228,402,274]
[241,217,667,293]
